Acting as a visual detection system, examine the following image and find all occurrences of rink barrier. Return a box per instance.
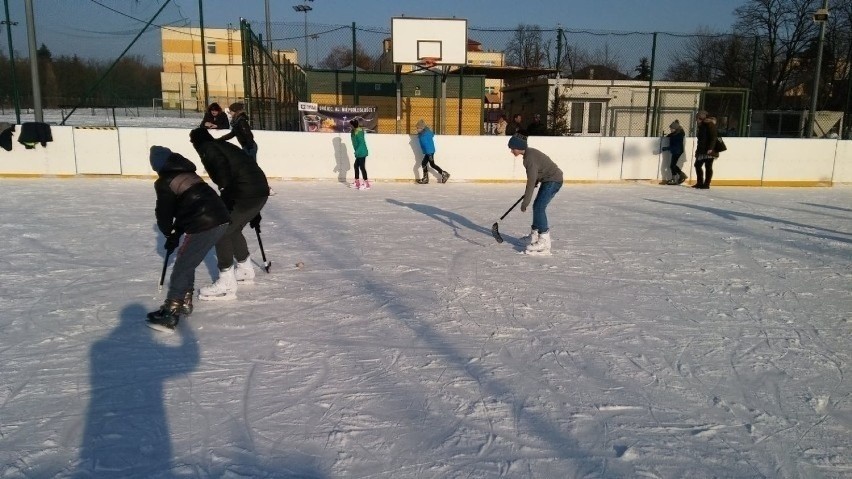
[0,125,850,185]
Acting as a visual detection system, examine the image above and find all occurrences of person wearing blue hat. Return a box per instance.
[508,134,563,255]
[147,146,230,331]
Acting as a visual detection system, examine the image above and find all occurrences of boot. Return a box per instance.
[147,298,182,331]
[521,228,539,245]
[440,171,450,183]
[181,289,194,316]
[350,179,361,189]
[701,171,712,189]
[676,172,687,184]
[525,232,552,256]
[199,266,237,301]
[234,257,255,283]
[362,179,372,190]
[416,173,429,184]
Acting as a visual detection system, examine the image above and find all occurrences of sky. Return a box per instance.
[0,176,849,477]
[0,0,746,65]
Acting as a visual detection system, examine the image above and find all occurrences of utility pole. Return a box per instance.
[198,0,209,110]
[2,0,20,123]
[24,0,41,122]
[807,0,829,138]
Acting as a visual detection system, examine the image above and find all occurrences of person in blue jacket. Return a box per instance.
[415,119,450,184]
[662,120,686,185]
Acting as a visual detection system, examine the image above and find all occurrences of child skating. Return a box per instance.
[415,119,450,184]
[147,146,230,331]
[349,119,370,190]
[507,134,563,256]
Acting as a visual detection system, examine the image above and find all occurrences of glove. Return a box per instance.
[521,205,527,213]
[164,233,180,252]
[249,213,262,230]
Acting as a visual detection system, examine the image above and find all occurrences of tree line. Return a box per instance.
[0,44,161,109]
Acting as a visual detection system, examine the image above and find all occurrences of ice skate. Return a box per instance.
[440,171,450,183]
[234,257,255,284]
[362,179,371,190]
[520,228,539,246]
[181,289,194,316]
[199,266,237,301]
[416,175,429,184]
[146,298,183,332]
[525,232,551,256]
[350,179,361,189]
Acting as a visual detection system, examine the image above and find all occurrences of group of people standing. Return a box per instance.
[146,104,269,331]
[663,110,722,189]
[495,113,547,137]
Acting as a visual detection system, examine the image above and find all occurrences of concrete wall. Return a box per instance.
[2,125,851,185]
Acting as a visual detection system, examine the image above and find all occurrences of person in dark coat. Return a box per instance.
[219,102,258,160]
[693,111,719,189]
[200,102,229,130]
[506,113,524,136]
[662,119,686,185]
[189,127,269,301]
[525,114,547,136]
[147,146,230,330]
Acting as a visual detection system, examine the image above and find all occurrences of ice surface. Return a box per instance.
[0,179,849,478]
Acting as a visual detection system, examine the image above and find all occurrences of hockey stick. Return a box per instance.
[253,224,271,273]
[158,248,173,291]
[491,195,525,243]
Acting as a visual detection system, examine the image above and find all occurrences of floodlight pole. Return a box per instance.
[292,3,312,69]
[24,0,41,122]
[2,0,20,123]
[807,0,829,138]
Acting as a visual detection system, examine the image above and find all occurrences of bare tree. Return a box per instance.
[734,0,822,109]
[505,24,546,68]
[318,42,376,71]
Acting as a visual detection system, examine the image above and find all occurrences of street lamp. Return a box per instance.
[292,1,313,69]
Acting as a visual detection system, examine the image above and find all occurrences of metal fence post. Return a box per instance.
[644,32,657,137]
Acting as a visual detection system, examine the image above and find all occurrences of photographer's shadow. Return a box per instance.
[386,198,494,246]
[76,303,199,476]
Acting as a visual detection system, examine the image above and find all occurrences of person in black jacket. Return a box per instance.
[662,120,686,185]
[220,102,258,160]
[693,111,719,189]
[148,146,230,330]
[200,102,229,130]
[190,127,269,301]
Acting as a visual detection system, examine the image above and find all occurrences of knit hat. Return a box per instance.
[149,146,172,172]
[670,119,681,129]
[416,119,427,130]
[508,134,527,150]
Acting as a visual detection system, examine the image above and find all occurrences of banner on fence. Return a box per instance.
[298,103,378,133]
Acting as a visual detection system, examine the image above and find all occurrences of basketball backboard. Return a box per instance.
[391,17,468,66]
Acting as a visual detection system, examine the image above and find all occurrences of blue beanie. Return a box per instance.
[508,134,527,150]
[149,146,172,172]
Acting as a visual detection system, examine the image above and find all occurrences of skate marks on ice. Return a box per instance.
[0,181,850,477]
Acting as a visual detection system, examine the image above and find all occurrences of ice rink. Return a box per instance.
[1,179,850,478]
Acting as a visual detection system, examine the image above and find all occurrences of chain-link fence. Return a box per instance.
[247,19,849,137]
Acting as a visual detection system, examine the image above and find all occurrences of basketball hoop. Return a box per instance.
[419,57,439,69]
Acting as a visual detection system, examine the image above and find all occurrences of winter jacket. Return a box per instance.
[191,129,269,206]
[18,122,52,148]
[200,110,229,130]
[350,126,368,157]
[417,127,436,155]
[696,117,719,158]
[522,148,564,210]
[154,152,230,236]
[664,129,685,157]
[219,112,256,149]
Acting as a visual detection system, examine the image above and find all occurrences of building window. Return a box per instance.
[588,103,603,134]
[570,102,585,133]
[206,41,216,54]
[190,85,197,98]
